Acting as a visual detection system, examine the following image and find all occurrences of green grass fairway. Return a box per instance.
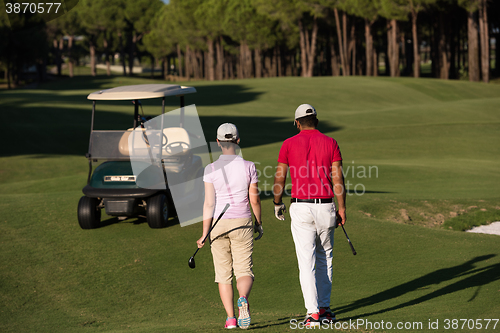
[1,76,499,332]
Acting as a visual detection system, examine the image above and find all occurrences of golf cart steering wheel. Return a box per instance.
[164,141,189,155]
[141,131,169,148]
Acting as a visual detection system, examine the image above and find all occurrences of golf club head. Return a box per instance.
[188,256,195,269]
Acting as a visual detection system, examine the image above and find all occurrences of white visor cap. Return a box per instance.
[295,104,317,121]
[217,123,239,141]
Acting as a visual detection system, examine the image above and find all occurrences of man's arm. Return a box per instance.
[273,162,288,220]
[332,160,346,225]
[273,162,288,204]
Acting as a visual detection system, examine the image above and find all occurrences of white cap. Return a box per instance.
[217,123,239,141]
[295,104,317,120]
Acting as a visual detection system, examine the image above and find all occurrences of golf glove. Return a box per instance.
[274,201,286,221]
[254,222,263,240]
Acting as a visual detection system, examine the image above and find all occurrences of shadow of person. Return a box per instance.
[351,261,500,319]
[336,254,497,316]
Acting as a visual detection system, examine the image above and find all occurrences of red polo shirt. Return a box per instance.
[278,129,342,199]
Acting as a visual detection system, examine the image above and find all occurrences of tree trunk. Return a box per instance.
[373,49,378,76]
[438,12,450,79]
[185,45,191,79]
[53,38,63,76]
[255,48,262,78]
[239,42,246,78]
[387,19,399,77]
[365,19,373,76]
[118,31,126,76]
[292,51,298,76]
[270,48,277,77]
[264,53,271,77]
[150,55,155,79]
[238,42,245,78]
[228,55,234,79]
[216,36,224,80]
[299,18,318,76]
[343,12,352,76]
[467,10,480,82]
[411,8,420,78]
[330,35,340,76]
[496,33,500,77]
[206,38,215,81]
[307,18,318,77]
[299,20,307,77]
[194,50,202,79]
[129,32,138,76]
[89,40,96,76]
[449,12,458,79]
[245,43,253,78]
[479,0,489,83]
[285,52,292,76]
[103,36,111,76]
[386,21,392,76]
[277,46,282,77]
[204,50,208,79]
[162,57,167,79]
[460,28,466,71]
[333,9,347,76]
[68,36,74,78]
[349,21,356,75]
[13,61,19,87]
[177,44,183,77]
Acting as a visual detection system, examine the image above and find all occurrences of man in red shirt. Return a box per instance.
[273,104,346,327]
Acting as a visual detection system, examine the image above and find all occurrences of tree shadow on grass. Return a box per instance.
[0,75,344,157]
[0,107,342,157]
[336,254,499,320]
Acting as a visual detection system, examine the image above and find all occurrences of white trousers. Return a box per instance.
[290,202,336,314]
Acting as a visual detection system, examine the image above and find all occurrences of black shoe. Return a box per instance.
[319,307,336,323]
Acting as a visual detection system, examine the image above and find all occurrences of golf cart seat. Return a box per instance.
[118,127,191,158]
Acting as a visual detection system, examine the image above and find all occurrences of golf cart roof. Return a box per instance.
[87,84,197,101]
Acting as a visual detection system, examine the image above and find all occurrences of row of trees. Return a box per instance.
[1,0,499,88]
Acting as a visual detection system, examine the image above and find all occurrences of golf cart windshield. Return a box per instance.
[89,130,130,160]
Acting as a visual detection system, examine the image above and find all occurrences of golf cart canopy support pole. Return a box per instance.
[86,101,96,184]
[88,100,96,156]
[160,97,167,185]
[133,99,139,128]
[180,95,185,128]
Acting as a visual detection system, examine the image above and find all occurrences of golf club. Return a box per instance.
[188,203,230,269]
[339,222,357,255]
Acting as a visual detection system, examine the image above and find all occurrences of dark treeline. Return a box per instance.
[1,0,499,88]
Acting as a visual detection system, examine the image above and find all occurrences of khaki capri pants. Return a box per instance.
[210,217,254,284]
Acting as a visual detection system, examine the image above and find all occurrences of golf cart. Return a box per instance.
[77,84,203,229]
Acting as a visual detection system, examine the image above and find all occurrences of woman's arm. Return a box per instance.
[249,182,261,224]
[197,181,215,248]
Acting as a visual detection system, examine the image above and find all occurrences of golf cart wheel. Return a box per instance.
[147,194,169,228]
[78,196,101,229]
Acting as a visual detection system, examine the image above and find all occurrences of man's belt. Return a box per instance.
[291,198,333,204]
